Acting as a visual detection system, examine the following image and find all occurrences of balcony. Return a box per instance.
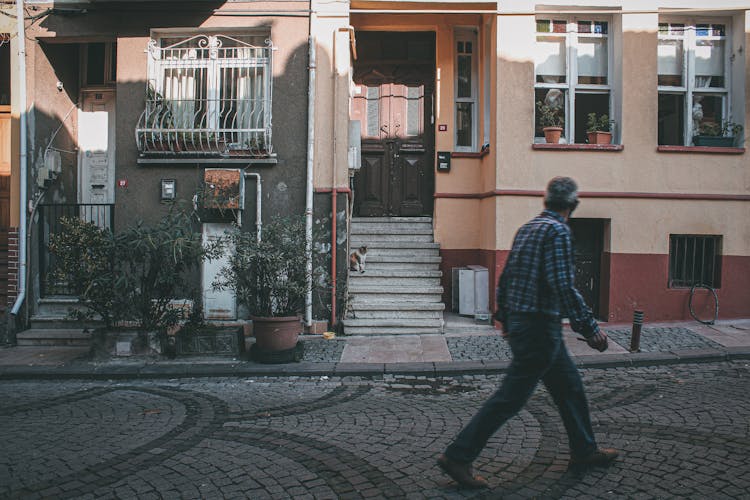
[135,34,276,164]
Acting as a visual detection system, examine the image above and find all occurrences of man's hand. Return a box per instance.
[586,331,608,352]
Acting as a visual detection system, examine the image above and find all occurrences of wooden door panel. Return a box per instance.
[352,32,435,217]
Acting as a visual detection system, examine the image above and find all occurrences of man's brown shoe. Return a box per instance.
[571,448,619,467]
[437,454,489,489]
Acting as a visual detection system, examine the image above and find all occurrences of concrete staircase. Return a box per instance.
[15,297,93,347]
[343,217,445,335]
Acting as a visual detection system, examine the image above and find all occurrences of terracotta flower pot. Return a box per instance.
[251,315,301,351]
[543,127,563,144]
[587,131,612,145]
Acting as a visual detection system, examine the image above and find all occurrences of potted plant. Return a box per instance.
[536,100,564,143]
[586,112,613,144]
[693,120,744,147]
[213,215,309,360]
[49,206,220,357]
[174,297,245,356]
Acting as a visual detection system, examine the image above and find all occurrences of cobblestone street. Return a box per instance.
[1,361,749,499]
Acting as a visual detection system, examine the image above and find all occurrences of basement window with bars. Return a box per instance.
[668,234,722,288]
[136,33,274,158]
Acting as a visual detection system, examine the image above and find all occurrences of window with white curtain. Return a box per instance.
[455,28,478,151]
[658,20,732,146]
[137,33,273,156]
[534,18,612,144]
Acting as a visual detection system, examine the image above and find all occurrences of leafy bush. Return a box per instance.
[697,120,743,137]
[49,207,220,335]
[213,216,309,318]
[536,100,564,128]
[586,112,612,133]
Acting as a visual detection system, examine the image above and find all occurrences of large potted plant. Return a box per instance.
[586,112,613,144]
[693,120,743,147]
[536,100,564,143]
[213,215,309,359]
[49,207,219,356]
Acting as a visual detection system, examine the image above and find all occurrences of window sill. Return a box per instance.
[137,156,278,165]
[657,145,745,155]
[532,143,623,151]
[451,147,490,159]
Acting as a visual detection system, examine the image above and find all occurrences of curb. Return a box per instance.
[0,348,748,381]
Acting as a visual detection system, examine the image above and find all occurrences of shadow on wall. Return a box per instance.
[25,6,343,318]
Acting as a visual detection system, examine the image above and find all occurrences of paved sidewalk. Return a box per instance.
[0,317,748,380]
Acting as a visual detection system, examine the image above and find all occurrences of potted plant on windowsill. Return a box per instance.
[537,100,564,144]
[586,112,613,145]
[212,215,309,362]
[693,120,743,147]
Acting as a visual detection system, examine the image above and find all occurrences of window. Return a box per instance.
[455,29,478,151]
[658,20,732,146]
[669,235,722,288]
[81,42,116,87]
[534,18,612,144]
[136,33,273,157]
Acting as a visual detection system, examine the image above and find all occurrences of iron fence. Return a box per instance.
[38,203,115,297]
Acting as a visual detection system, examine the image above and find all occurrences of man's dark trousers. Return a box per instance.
[445,312,598,463]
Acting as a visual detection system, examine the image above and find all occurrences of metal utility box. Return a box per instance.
[451,265,489,317]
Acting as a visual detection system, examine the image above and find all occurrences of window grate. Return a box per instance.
[669,234,722,288]
[136,34,273,158]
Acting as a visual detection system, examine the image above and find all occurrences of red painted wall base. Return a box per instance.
[440,249,750,323]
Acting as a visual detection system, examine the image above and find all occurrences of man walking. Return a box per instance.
[438,176,618,488]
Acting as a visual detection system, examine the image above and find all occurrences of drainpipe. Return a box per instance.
[11,0,28,320]
[304,35,315,328]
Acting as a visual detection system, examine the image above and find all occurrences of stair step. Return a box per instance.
[16,329,92,347]
[349,309,444,320]
[343,318,443,328]
[350,276,442,287]
[349,269,442,278]
[350,233,434,243]
[368,255,441,264]
[343,326,444,335]
[352,227,433,236]
[352,217,432,223]
[349,284,443,294]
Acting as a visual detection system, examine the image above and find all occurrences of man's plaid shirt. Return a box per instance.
[495,209,599,338]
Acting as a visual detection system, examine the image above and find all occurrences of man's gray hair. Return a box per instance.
[544,176,578,210]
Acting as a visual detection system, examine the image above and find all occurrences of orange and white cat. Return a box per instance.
[349,246,368,273]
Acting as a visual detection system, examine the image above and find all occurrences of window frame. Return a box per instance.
[658,17,732,146]
[668,234,722,289]
[140,31,274,157]
[80,42,117,88]
[534,16,614,144]
[454,28,479,152]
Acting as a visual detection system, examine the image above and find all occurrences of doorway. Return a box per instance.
[569,218,605,319]
[350,32,435,217]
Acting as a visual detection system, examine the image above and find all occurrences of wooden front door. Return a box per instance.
[569,219,604,318]
[351,32,435,217]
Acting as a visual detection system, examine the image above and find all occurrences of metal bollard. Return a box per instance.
[630,310,644,352]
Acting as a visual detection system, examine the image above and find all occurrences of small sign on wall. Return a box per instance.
[117,179,128,188]
[438,124,448,132]
[437,152,451,172]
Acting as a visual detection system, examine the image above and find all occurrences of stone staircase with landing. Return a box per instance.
[343,217,445,335]
[15,297,93,347]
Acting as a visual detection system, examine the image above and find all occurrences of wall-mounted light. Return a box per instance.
[161,179,176,201]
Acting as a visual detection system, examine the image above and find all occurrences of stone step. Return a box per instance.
[349,275,442,287]
[351,217,432,223]
[35,297,83,317]
[350,233,435,243]
[342,318,443,328]
[349,269,442,278]
[351,225,433,235]
[348,245,440,257]
[348,308,444,320]
[16,329,92,347]
[342,326,444,335]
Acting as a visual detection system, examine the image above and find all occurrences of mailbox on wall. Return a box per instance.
[437,151,451,172]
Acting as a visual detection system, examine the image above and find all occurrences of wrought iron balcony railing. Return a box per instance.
[135,34,274,159]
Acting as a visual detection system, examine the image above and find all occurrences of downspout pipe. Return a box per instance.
[304,35,315,328]
[11,0,28,318]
